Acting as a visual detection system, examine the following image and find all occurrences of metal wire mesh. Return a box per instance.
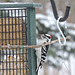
[0,8,29,75]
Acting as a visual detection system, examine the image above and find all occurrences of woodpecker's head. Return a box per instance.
[41,34,51,42]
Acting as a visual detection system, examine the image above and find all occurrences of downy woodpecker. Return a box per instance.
[36,34,51,74]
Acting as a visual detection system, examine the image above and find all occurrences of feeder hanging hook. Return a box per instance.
[50,0,70,22]
[57,17,66,46]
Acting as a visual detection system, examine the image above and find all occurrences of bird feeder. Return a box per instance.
[0,3,41,75]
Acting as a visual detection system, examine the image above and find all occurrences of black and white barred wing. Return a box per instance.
[36,44,49,73]
[41,45,49,65]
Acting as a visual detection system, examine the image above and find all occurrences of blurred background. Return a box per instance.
[35,0,75,75]
[0,0,75,75]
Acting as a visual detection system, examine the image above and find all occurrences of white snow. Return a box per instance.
[70,55,75,75]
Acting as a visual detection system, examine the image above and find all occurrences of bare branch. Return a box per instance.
[0,37,69,49]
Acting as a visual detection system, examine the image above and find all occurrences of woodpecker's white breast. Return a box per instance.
[35,39,48,66]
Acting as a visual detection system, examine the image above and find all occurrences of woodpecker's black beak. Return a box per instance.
[41,34,46,39]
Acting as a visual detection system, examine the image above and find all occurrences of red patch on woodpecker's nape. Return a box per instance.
[50,35,51,38]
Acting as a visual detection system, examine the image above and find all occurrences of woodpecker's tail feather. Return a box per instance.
[36,64,43,74]
[36,67,39,74]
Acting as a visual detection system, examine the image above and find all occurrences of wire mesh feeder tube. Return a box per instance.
[0,8,28,75]
[0,3,41,75]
